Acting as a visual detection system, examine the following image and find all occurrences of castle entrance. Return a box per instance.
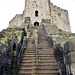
[34,22,39,26]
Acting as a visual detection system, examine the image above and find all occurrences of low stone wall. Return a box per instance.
[9,14,23,27]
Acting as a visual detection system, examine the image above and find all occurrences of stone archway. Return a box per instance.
[34,22,39,26]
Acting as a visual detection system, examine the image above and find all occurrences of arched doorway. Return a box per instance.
[34,22,39,26]
[13,43,16,51]
[11,43,17,74]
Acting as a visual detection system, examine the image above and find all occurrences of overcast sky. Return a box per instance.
[0,0,75,33]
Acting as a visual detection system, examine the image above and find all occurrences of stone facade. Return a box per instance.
[9,0,71,32]
[9,14,24,27]
[50,3,71,32]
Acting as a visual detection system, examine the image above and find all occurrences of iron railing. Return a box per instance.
[64,42,72,75]
[17,38,27,74]
[43,25,53,47]
[35,40,38,75]
[43,25,73,75]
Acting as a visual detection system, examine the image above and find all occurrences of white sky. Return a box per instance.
[0,0,75,33]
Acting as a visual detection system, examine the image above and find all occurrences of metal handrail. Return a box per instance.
[35,40,38,75]
[18,44,24,66]
[43,25,72,75]
[43,25,53,47]
[17,39,27,75]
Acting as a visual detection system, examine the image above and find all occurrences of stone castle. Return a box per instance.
[0,0,75,75]
[9,0,71,32]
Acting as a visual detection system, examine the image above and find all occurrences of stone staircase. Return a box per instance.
[19,40,36,75]
[18,26,60,75]
[37,26,60,75]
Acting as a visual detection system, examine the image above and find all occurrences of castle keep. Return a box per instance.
[0,0,75,75]
[9,0,71,32]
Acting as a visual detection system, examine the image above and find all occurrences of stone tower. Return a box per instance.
[24,0,50,26]
[9,0,71,32]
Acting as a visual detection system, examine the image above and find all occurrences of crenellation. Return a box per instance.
[50,2,71,32]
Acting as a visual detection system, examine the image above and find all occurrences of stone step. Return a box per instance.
[20,65,36,68]
[37,47,51,49]
[23,52,36,54]
[25,50,35,52]
[21,60,36,63]
[38,51,54,53]
[19,67,58,71]
[21,59,56,63]
[19,70,59,75]
[37,74,59,75]
[38,57,55,60]
[22,54,54,57]
[38,55,54,57]
[25,52,36,54]
[38,71,59,75]
[38,66,59,70]
[20,63,57,66]
[18,73,59,75]
[19,71,36,75]
[38,51,54,54]
[22,55,36,57]
[19,69,35,73]
[23,52,36,55]
[19,67,36,70]
[22,57,36,60]
[38,60,56,63]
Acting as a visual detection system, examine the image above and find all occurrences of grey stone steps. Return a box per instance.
[19,67,36,70]
[20,63,58,66]
[22,55,54,57]
[21,59,56,63]
[19,70,59,75]
[38,55,54,56]
[21,60,36,63]
[19,67,58,70]
[38,57,55,59]
[23,53,36,55]
[18,27,60,75]
[38,60,56,63]
[22,54,36,57]
[38,66,59,70]
[20,65,36,68]
[19,69,35,73]
[38,71,59,74]
[21,57,36,60]
[19,71,36,75]
[38,52,54,54]
[23,52,36,53]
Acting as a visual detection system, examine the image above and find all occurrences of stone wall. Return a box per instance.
[50,3,71,32]
[69,39,75,51]
[25,0,50,25]
[9,14,23,27]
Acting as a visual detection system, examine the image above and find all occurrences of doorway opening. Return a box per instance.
[35,10,38,17]
[13,43,16,51]
[34,22,39,26]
